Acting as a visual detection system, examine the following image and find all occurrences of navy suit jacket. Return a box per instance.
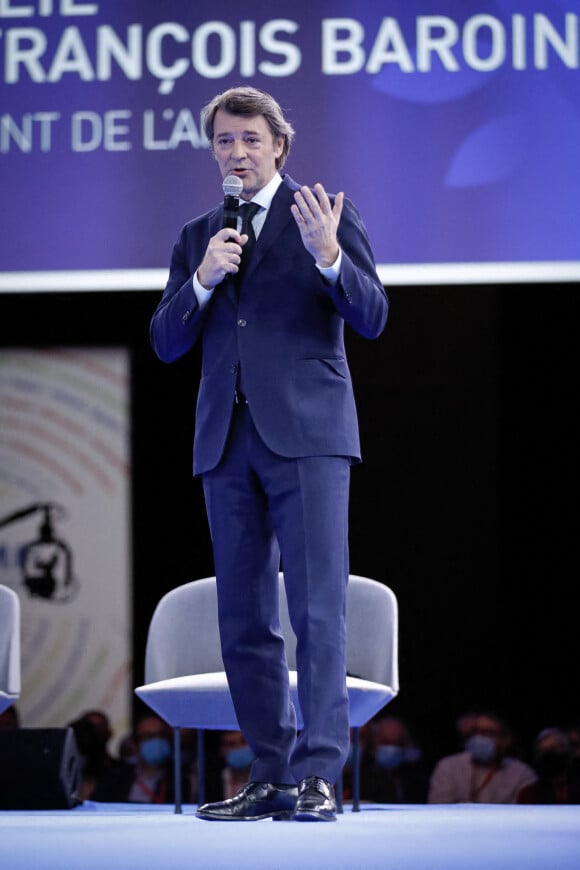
[150,174,389,475]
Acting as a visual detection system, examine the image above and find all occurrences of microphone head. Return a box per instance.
[222,174,244,197]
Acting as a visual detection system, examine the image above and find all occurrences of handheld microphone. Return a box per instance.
[222,174,243,230]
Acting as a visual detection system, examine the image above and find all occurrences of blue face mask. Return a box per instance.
[225,746,254,770]
[465,734,498,764]
[139,737,172,766]
[375,744,404,770]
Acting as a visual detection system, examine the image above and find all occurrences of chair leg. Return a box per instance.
[197,729,205,807]
[173,726,182,814]
[352,725,360,812]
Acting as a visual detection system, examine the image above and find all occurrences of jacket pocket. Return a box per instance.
[298,357,347,378]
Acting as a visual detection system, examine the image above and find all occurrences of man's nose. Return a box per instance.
[231,139,247,159]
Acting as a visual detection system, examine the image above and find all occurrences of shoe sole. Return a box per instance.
[196,810,294,822]
[293,810,337,822]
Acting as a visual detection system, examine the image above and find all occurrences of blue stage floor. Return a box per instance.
[1,802,580,870]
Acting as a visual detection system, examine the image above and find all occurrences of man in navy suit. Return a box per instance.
[150,87,388,821]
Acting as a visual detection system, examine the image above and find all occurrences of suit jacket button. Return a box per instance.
[182,311,190,323]
[230,364,238,374]
[237,318,247,327]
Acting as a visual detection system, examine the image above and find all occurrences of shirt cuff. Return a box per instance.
[193,271,214,308]
[315,248,342,285]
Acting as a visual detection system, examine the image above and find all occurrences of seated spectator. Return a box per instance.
[340,724,372,803]
[68,709,122,802]
[0,704,20,730]
[118,731,138,766]
[567,717,580,783]
[219,730,255,799]
[123,714,191,804]
[428,711,537,803]
[518,727,580,804]
[360,715,430,804]
[91,714,191,804]
[179,727,199,802]
[455,711,478,748]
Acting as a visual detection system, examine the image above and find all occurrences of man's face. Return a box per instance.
[212,109,284,201]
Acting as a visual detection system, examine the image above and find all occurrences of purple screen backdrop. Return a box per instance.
[0,0,579,286]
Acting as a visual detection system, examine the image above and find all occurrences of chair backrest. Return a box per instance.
[144,573,398,691]
[276,574,398,688]
[0,584,21,714]
[144,577,223,683]
[345,575,399,690]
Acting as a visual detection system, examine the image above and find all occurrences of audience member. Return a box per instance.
[0,704,20,730]
[359,715,430,804]
[518,727,580,804]
[455,711,478,748]
[567,717,580,781]
[339,724,372,803]
[428,711,537,803]
[179,727,199,802]
[122,714,191,804]
[87,713,191,804]
[219,730,255,799]
[68,709,122,801]
[118,731,138,766]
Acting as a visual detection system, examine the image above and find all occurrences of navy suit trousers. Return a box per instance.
[202,402,351,785]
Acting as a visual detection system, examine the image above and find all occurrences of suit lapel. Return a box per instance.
[210,176,298,302]
[209,208,222,239]
[243,179,296,283]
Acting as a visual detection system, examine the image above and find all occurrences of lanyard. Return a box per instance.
[135,774,168,804]
[470,764,499,802]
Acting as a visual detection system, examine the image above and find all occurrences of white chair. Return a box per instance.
[0,584,21,715]
[135,573,398,812]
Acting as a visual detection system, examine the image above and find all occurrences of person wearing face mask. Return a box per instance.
[68,711,113,801]
[517,727,580,804]
[124,714,192,805]
[340,724,371,803]
[359,716,430,804]
[220,730,256,799]
[428,711,537,804]
[68,709,135,803]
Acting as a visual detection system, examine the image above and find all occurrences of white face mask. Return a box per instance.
[466,734,498,764]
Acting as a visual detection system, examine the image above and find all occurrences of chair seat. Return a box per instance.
[135,671,396,732]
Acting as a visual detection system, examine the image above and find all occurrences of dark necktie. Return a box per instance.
[236,202,261,287]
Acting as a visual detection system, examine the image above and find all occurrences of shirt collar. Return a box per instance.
[248,172,283,212]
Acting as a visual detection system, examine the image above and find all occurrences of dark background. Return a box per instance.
[1,282,577,766]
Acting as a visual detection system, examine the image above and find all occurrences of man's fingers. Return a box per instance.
[290,203,303,223]
[293,189,312,220]
[294,184,343,222]
[313,183,333,214]
[217,227,243,244]
[332,191,344,223]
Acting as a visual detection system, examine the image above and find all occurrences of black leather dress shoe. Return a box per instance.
[293,776,337,822]
[196,782,298,821]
